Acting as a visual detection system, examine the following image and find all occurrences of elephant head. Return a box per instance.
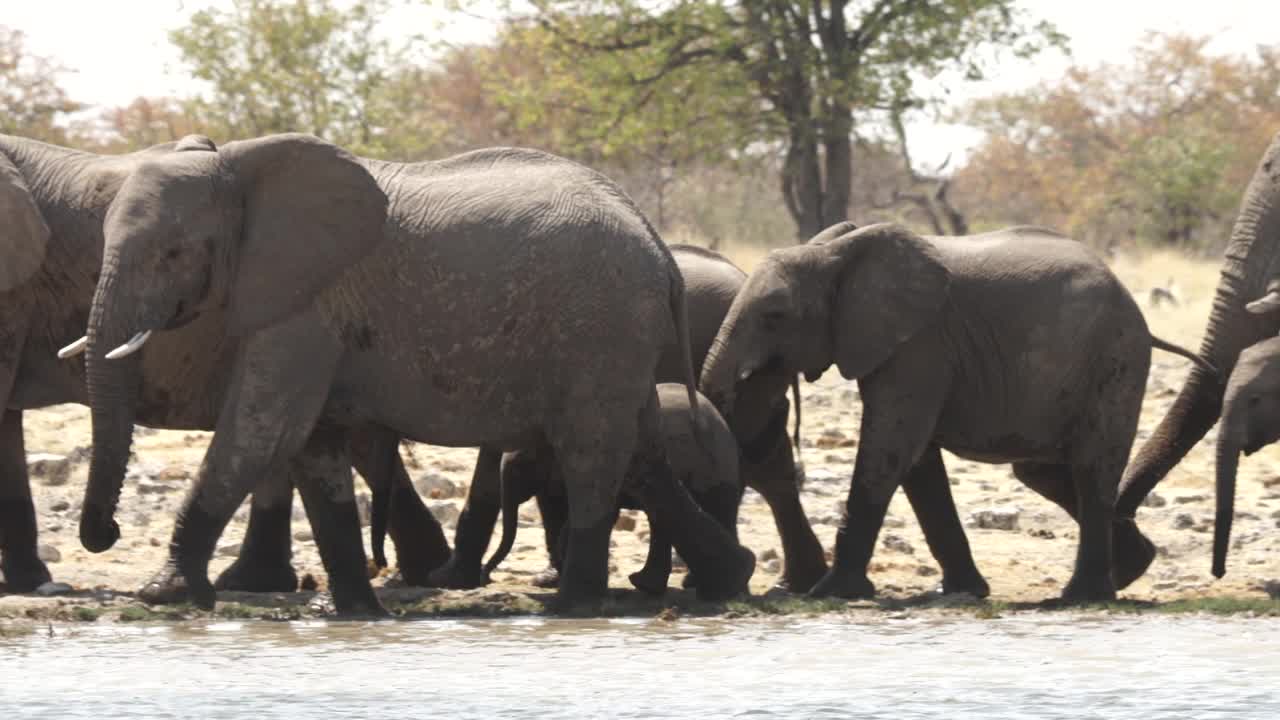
[1121,132,1280,516]
[700,222,949,415]
[0,147,52,293]
[1212,336,1280,579]
[75,133,388,552]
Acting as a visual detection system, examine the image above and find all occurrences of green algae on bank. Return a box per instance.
[4,586,1279,633]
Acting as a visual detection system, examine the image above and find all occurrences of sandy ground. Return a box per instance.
[4,246,1280,622]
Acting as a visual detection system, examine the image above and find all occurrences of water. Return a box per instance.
[2,614,1277,718]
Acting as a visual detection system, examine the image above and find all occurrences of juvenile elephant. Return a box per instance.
[77,134,755,612]
[483,384,742,594]
[428,244,827,592]
[700,222,1213,602]
[1212,335,1280,579]
[1120,131,1280,517]
[0,133,446,594]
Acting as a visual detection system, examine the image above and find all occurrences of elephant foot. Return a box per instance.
[426,554,488,589]
[692,546,756,602]
[531,565,560,589]
[330,583,388,617]
[940,569,991,599]
[778,554,829,594]
[1112,520,1156,590]
[214,557,299,593]
[139,561,216,609]
[809,567,876,600]
[0,554,53,594]
[629,568,670,596]
[1059,574,1116,605]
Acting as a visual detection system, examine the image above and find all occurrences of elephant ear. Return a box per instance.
[830,224,950,380]
[0,152,51,292]
[222,134,388,334]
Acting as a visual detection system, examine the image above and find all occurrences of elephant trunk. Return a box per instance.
[80,263,144,553]
[700,318,742,418]
[1119,136,1280,516]
[1212,427,1240,579]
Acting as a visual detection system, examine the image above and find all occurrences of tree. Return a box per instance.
[0,25,84,143]
[476,1,1063,239]
[955,33,1280,251]
[170,0,422,155]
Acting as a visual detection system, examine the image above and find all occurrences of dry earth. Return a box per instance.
[4,247,1280,623]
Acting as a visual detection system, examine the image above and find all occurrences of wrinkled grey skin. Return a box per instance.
[1212,335,1280,579]
[0,134,443,594]
[1121,132,1280,517]
[484,384,742,595]
[80,134,754,612]
[701,223,1210,603]
[428,244,827,592]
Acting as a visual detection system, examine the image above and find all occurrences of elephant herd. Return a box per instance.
[2,129,1279,615]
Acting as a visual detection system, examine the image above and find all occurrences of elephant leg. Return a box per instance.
[141,317,340,609]
[1057,453,1120,603]
[427,447,500,589]
[351,428,450,586]
[551,436,631,607]
[531,489,567,589]
[1014,461,1154,592]
[680,479,744,590]
[293,424,384,615]
[214,471,298,593]
[811,385,938,600]
[629,506,673,595]
[901,446,988,598]
[0,409,51,593]
[743,429,827,593]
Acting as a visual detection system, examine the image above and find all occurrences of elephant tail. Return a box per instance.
[791,375,802,451]
[482,461,520,581]
[668,261,709,446]
[1152,335,1219,377]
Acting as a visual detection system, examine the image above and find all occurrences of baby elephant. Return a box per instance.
[1213,335,1280,579]
[484,384,744,597]
[701,222,1213,603]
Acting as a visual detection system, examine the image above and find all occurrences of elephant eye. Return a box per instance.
[761,310,787,326]
[1249,395,1262,407]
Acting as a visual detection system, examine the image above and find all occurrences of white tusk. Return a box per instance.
[57,336,89,359]
[1246,290,1280,315]
[105,330,153,360]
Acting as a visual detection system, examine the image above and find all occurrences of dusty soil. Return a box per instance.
[4,247,1280,625]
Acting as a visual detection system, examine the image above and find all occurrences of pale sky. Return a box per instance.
[7,1,1280,165]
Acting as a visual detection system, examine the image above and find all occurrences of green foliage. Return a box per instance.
[478,1,1064,238]
[170,0,426,156]
[0,26,84,142]
[955,34,1280,251]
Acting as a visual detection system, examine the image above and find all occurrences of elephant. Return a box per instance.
[1119,131,1280,519]
[482,384,743,594]
[76,133,756,612]
[1212,335,1280,579]
[700,222,1214,602]
[424,243,828,592]
[0,133,447,595]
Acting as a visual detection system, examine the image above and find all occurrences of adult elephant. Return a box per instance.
[76,134,755,612]
[426,244,828,592]
[700,222,1212,602]
[0,133,446,594]
[1119,132,1280,518]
